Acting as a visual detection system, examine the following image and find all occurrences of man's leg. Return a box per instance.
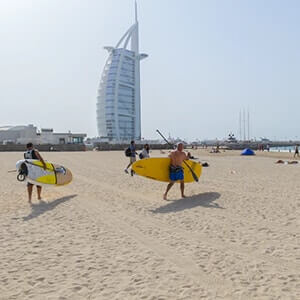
[180,181,186,198]
[27,183,33,203]
[37,186,42,200]
[125,163,131,173]
[163,182,174,200]
[130,158,136,176]
[125,158,134,173]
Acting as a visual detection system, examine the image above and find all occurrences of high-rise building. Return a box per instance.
[96,1,148,141]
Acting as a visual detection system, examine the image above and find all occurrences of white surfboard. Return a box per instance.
[16,159,72,186]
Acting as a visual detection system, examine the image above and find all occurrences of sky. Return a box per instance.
[0,0,299,141]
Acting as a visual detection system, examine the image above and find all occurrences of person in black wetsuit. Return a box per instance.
[24,143,46,204]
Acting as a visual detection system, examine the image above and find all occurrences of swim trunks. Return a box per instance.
[169,165,184,181]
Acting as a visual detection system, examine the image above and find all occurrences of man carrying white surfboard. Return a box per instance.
[163,143,190,200]
[24,143,46,204]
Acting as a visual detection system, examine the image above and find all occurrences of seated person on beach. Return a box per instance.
[187,152,194,159]
[210,147,220,153]
[275,160,298,164]
[163,143,189,200]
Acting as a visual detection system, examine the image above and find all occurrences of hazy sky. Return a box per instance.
[1,0,299,141]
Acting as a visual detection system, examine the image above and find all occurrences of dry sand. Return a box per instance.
[0,150,299,299]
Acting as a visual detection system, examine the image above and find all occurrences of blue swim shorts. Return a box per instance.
[169,166,184,181]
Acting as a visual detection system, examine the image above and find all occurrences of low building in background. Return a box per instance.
[0,124,86,145]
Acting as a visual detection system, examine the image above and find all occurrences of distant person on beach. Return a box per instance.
[139,144,150,159]
[294,145,299,158]
[163,143,189,200]
[125,140,137,176]
[24,143,46,204]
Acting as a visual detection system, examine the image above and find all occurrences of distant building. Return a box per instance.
[86,136,162,147]
[0,124,86,145]
[260,137,270,142]
[96,1,148,142]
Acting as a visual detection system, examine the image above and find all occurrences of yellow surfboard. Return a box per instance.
[132,158,202,183]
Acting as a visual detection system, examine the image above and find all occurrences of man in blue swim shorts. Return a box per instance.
[163,143,190,200]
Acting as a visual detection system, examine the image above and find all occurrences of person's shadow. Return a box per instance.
[151,192,222,214]
[23,194,77,221]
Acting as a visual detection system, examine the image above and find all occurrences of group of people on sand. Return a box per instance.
[124,140,192,200]
[20,140,300,204]
[124,141,150,176]
[22,140,191,204]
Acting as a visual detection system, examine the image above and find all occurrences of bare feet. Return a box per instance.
[181,194,187,198]
[163,193,167,200]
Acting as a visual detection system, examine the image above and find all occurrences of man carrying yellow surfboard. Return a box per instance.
[163,143,190,200]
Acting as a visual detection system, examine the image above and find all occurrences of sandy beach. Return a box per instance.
[0,150,299,299]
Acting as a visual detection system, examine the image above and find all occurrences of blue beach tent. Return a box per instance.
[241,148,255,156]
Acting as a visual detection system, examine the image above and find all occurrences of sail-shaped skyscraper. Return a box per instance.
[96,2,148,141]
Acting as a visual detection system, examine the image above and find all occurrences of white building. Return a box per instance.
[0,125,86,145]
[96,1,148,142]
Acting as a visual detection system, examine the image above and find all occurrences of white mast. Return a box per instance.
[239,110,242,141]
[135,0,138,23]
[243,109,246,141]
[131,0,139,53]
[247,108,250,141]
[132,0,141,139]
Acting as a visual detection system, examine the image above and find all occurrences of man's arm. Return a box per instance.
[35,150,47,169]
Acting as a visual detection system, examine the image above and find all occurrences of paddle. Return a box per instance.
[156,129,199,182]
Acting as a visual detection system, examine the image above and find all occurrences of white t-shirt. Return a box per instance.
[141,148,150,158]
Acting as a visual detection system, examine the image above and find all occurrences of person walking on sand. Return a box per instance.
[294,145,299,158]
[24,143,46,204]
[163,143,190,200]
[124,140,137,176]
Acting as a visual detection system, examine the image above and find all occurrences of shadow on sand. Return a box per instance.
[151,192,223,214]
[23,194,77,221]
